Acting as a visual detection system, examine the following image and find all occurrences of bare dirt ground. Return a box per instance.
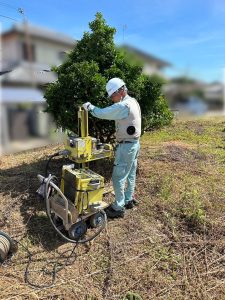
[1,118,225,299]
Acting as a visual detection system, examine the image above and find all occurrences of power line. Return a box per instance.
[0,1,19,10]
[0,14,19,21]
[0,2,25,20]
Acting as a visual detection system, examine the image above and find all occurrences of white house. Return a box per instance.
[0,22,76,154]
[122,44,171,77]
[0,23,171,154]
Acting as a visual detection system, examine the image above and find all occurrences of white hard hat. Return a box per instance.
[106,78,126,97]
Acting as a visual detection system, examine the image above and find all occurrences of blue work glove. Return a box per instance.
[82,102,94,111]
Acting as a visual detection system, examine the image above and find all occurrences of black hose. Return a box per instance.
[45,153,60,177]
[19,239,78,289]
[45,150,70,177]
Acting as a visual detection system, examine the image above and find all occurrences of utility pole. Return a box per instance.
[18,8,35,86]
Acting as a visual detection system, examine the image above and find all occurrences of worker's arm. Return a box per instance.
[90,102,129,120]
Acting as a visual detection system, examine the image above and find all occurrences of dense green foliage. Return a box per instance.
[44,13,173,141]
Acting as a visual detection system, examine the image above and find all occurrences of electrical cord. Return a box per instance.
[44,175,107,244]
[19,171,107,288]
[45,150,71,177]
[0,233,78,288]
[16,239,78,289]
[39,150,107,244]
[2,149,107,288]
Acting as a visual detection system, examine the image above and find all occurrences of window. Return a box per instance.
[58,51,67,62]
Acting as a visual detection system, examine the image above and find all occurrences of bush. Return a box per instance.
[136,74,173,131]
[44,12,173,141]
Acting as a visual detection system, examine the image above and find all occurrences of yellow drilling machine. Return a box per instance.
[37,107,113,243]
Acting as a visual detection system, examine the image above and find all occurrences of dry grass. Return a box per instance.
[1,117,225,299]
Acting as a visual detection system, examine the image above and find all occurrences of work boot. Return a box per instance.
[105,205,124,219]
[125,201,134,209]
[133,198,139,206]
[125,199,139,209]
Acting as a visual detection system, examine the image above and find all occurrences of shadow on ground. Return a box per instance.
[0,155,113,250]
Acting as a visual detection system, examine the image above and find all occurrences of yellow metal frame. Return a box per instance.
[61,107,112,216]
[65,108,113,164]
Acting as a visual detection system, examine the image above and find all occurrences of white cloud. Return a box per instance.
[170,33,219,47]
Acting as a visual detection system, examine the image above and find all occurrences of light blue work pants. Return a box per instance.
[111,141,140,211]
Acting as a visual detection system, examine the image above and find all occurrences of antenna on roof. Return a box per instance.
[18,8,24,15]
[18,7,26,22]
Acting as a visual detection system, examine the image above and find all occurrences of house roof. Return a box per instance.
[1,61,57,85]
[122,44,171,68]
[1,87,44,103]
[2,22,76,46]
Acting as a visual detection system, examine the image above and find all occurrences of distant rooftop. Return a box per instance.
[2,22,76,46]
[122,44,171,68]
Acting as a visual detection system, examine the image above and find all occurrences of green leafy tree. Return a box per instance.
[137,74,173,130]
[44,12,173,141]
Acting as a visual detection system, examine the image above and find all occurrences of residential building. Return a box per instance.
[1,22,76,154]
[0,23,171,154]
[122,44,171,77]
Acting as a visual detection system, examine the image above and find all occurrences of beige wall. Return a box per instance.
[33,37,73,66]
[2,33,73,67]
[143,63,164,76]
[2,36,21,67]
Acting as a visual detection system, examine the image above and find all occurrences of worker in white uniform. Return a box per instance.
[83,78,141,218]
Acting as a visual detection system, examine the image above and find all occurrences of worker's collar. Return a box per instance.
[120,94,129,102]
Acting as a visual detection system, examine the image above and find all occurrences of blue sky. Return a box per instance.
[1,0,225,83]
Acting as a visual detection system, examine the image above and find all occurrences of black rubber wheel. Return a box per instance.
[89,212,105,228]
[68,221,87,240]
